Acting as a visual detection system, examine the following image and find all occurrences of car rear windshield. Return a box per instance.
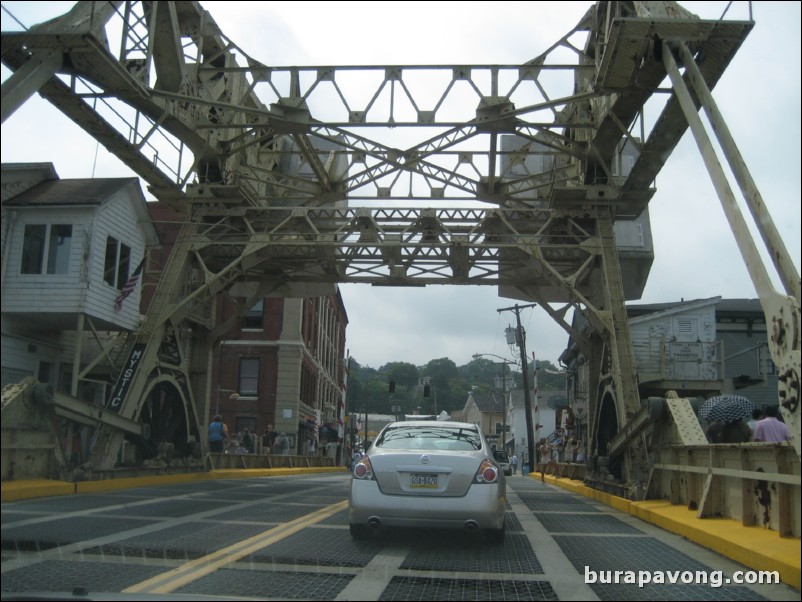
[375,425,482,451]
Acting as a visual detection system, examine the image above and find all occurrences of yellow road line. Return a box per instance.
[123,499,348,594]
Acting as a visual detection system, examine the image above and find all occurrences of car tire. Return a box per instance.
[486,522,505,544]
[350,523,372,540]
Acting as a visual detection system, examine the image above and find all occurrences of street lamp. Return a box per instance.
[215,387,239,416]
[473,353,516,450]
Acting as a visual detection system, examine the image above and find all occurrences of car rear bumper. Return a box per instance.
[349,480,506,529]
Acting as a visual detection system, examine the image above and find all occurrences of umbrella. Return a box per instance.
[699,395,754,424]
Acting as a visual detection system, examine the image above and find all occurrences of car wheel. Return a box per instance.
[486,522,505,544]
[350,523,372,540]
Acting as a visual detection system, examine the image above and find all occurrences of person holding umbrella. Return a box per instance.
[700,394,754,443]
[705,419,751,443]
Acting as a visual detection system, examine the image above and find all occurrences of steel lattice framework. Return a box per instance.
[2,1,798,491]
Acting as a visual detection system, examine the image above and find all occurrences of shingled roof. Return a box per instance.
[4,177,139,207]
[468,391,505,413]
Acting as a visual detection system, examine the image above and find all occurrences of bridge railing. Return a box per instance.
[649,443,800,537]
[207,453,337,470]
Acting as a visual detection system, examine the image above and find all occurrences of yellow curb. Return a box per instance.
[76,471,216,494]
[209,466,346,480]
[1,479,75,502]
[3,467,348,500]
[630,500,800,591]
[538,473,801,591]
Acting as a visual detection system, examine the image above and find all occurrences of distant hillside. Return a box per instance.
[346,356,565,415]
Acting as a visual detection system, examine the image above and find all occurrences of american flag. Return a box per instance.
[114,258,144,310]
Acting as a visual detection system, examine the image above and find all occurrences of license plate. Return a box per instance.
[410,474,438,489]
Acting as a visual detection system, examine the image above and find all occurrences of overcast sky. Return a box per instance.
[2,1,799,371]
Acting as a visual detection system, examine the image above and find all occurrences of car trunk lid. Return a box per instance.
[369,451,481,496]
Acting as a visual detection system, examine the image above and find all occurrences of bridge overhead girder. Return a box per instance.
[5,1,796,487]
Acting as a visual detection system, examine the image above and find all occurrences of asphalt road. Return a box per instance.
[1,473,797,601]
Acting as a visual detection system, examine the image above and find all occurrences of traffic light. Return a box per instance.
[389,378,395,393]
[424,384,430,397]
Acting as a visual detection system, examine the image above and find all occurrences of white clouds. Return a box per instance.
[2,1,799,371]
[339,283,568,369]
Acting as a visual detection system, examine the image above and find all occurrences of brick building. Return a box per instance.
[146,203,349,459]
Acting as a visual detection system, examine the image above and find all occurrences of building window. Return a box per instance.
[21,224,72,274]
[104,236,131,289]
[238,358,259,397]
[235,416,257,435]
[37,361,54,387]
[243,300,264,330]
[495,423,510,434]
[759,344,776,376]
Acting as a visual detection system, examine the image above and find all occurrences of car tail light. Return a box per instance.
[352,456,375,480]
[473,459,499,484]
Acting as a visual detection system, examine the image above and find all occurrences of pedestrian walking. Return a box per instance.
[539,438,556,482]
[279,432,291,454]
[208,415,229,453]
[752,406,791,443]
[263,426,277,451]
[242,428,255,454]
[351,447,363,471]
[747,409,763,435]
[510,454,518,476]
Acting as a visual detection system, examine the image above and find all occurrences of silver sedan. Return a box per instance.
[348,421,507,542]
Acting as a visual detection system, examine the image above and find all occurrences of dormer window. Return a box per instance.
[21,224,72,274]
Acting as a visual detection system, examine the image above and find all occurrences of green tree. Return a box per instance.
[346,355,563,417]
[421,358,464,413]
[533,359,566,391]
[381,362,419,389]
[462,357,498,387]
[463,357,522,393]
[423,357,459,382]
[346,358,419,415]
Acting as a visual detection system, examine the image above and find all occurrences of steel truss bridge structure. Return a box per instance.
[1,1,799,514]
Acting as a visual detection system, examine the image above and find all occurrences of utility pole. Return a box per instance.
[362,375,394,450]
[500,362,507,450]
[498,303,537,474]
[474,353,516,452]
[364,385,368,449]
